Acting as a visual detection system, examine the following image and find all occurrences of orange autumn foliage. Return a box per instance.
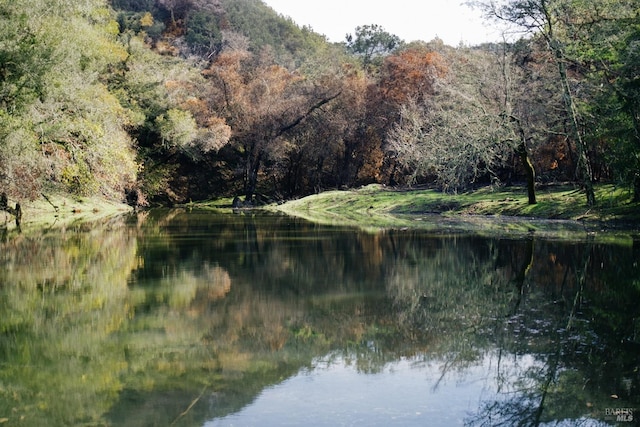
[379,48,448,105]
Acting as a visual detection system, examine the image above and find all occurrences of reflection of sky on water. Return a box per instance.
[207,352,539,427]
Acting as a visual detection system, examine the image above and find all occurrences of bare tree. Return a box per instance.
[387,48,516,192]
[388,93,512,192]
[471,0,596,205]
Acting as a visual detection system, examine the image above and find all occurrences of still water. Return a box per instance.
[1,210,639,426]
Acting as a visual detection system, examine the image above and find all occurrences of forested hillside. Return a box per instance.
[1,0,638,208]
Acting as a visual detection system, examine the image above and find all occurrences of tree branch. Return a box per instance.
[278,91,342,136]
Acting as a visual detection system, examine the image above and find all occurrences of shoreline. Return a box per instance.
[265,184,640,235]
[4,183,639,236]
[1,194,133,232]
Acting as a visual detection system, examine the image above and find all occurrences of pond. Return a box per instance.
[1,210,639,426]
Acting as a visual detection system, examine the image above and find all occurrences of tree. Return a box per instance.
[1,0,140,200]
[613,26,640,200]
[281,67,371,195]
[106,31,233,203]
[158,0,194,29]
[185,10,222,58]
[204,46,341,201]
[473,0,598,205]
[388,96,512,192]
[0,6,53,113]
[560,1,640,200]
[353,45,448,187]
[378,46,447,107]
[346,24,403,70]
[386,46,531,192]
[497,41,539,204]
[220,0,329,63]
[156,108,198,149]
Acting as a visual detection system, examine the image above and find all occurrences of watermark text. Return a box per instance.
[604,408,634,423]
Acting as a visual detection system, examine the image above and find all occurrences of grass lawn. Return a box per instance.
[266,183,640,234]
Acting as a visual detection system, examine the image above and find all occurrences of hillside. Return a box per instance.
[1,0,638,219]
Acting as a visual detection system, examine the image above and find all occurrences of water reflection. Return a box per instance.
[0,210,638,426]
[209,353,509,427]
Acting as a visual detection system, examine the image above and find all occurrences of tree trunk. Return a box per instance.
[555,53,596,206]
[531,0,596,206]
[244,151,262,202]
[1,193,22,227]
[510,115,537,205]
[519,143,537,205]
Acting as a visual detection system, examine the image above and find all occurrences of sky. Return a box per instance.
[262,0,507,47]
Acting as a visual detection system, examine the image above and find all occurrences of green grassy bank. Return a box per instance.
[6,184,638,235]
[267,184,640,234]
[1,194,132,231]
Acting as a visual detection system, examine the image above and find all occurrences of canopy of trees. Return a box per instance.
[1,0,638,207]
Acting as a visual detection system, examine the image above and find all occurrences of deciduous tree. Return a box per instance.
[378,46,447,107]
[473,0,598,205]
[387,47,520,192]
[204,46,340,201]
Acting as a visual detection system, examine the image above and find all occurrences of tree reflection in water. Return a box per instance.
[0,211,638,426]
[463,239,640,426]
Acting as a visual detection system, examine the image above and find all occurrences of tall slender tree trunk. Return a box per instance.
[244,150,262,202]
[539,0,596,206]
[518,142,537,205]
[509,115,537,205]
[499,39,537,205]
[554,50,596,206]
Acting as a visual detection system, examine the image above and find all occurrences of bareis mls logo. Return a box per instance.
[604,408,634,423]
